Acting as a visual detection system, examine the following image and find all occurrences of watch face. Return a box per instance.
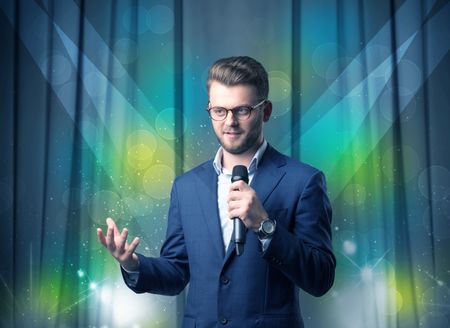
[262,220,275,234]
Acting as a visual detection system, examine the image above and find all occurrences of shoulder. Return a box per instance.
[263,145,328,191]
[265,145,322,177]
[172,159,215,186]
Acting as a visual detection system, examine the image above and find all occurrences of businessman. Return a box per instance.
[97,56,335,327]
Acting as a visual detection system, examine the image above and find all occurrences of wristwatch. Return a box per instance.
[257,218,277,239]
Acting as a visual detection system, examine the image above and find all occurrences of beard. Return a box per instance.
[216,115,263,155]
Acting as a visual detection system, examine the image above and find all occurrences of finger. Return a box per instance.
[117,228,128,250]
[231,214,246,224]
[227,190,244,202]
[229,180,250,192]
[106,225,116,251]
[127,237,140,254]
[229,209,242,220]
[97,228,107,247]
[106,217,115,227]
[107,218,120,236]
[227,200,240,212]
[106,217,120,236]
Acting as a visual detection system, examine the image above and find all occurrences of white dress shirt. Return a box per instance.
[212,139,269,251]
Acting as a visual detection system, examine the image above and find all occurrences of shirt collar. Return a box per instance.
[213,139,268,176]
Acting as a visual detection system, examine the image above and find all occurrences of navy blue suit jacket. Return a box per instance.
[123,145,335,328]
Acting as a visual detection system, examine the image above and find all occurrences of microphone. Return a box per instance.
[231,165,249,256]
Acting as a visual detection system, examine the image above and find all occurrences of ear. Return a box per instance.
[263,101,272,122]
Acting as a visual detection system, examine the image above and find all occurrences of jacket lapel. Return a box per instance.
[194,161,225,258]
[250,145,287,206]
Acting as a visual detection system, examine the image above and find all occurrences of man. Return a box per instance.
[97,56,335,327]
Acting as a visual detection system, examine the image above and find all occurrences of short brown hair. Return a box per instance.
[206,56,269,100]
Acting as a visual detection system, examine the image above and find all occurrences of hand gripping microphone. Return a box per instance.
[231,165,249,256]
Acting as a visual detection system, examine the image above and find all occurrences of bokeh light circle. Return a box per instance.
[126,130,158,170]
[124,194,154,217]
[268,71,291,102]
[379,88,418,123]
[268,71,291,117]
[155,108,187,140]
[147,5,174,34]
[40,54,72,85]
[122,6,149,34]
[127,144,154,170]
[143,164,175,200]
[312,43,345,78]
[127,130,158,151]
[374,282,403,315]
[381,145,421,182]
[114,38,139,65]
[418,165,450,200]
[385,60,422,96]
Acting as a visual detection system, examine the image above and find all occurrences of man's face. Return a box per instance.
[208,81,269,155]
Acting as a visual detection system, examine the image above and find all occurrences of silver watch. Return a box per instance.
[257,218,276,239]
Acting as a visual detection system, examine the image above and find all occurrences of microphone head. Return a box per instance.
[231,165,249,183]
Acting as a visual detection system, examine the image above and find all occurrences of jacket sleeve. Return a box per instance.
[121,178,190,296]
[261,171,336,297]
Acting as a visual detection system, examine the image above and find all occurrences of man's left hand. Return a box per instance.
[228,180,268,231]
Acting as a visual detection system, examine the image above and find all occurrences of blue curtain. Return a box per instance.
[1,0,449,327]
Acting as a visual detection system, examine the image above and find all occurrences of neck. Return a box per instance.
[222,139,263,171]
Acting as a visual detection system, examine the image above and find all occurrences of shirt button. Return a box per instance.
[220,317,228,325]
[220,276,230,284]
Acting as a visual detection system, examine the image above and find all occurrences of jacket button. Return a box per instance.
[220,276,230,284]
[220,317,228,324]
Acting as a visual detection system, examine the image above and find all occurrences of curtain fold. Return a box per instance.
[1,0,449,327]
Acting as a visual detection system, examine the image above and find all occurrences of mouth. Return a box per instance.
[223,131,242,139]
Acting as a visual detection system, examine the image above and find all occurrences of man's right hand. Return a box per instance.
[97,217,140,272]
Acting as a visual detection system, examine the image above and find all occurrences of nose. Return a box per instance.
[224,110,238,127]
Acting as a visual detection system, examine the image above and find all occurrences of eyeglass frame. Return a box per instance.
[206,98,267,121]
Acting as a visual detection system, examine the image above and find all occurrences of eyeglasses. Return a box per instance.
[206,99,267,121]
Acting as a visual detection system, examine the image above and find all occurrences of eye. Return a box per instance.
[211,107,226,116]
[234,106,251,116]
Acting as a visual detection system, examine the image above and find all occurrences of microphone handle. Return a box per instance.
[231,165,249,256]
[233,216,246,256]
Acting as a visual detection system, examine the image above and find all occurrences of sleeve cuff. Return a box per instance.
[121,265,140,287]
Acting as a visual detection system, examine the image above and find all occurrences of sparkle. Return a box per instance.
[89,282,97,290]
[77,269,85,278]
[361,266,373,282]
[343,240,357,255]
